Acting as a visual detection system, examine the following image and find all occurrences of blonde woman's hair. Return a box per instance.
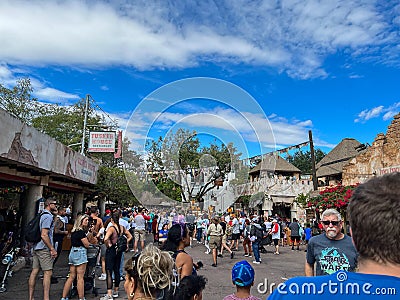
[125,244,174,298]
[72,214,88,232]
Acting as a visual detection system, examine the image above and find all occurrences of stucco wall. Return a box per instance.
[0,109,98,184]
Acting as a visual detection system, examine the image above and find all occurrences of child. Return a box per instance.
[158,223,169,245]
[223,260,261,300]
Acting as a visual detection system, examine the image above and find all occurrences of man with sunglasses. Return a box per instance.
[268,172,400,299]
[305,208,357,276]
[28,198,58,300]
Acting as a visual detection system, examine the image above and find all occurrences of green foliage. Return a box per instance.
[286,149,326,174]
[294,193,311,208]
[0,78,45,125]
[96,166,139,207]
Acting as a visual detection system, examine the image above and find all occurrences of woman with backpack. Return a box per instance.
[101,211,132,300]
[60,214,90,300]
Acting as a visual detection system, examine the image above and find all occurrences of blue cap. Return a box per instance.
[231,260,255,287]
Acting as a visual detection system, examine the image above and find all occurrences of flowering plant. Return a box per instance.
[307,184,359,212]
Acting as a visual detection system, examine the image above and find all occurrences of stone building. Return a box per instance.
[343,113,400,185]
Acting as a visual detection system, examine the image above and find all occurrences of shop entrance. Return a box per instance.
[272,203,291,219]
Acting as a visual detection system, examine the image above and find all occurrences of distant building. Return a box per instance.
[316,138,367,187]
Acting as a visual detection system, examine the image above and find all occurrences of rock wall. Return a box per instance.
[343,113,400,185]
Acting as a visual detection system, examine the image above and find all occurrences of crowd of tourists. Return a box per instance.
[26,172,400,299]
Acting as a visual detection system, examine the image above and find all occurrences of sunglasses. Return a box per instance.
[322,220,340,226]
[131,252,141,277]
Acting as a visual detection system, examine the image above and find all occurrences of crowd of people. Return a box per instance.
[25,172,400,299]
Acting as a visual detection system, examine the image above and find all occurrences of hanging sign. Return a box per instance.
[88,131,116,152]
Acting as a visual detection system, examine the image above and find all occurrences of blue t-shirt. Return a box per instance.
[33,209,54,251]
[304,228,312,241]
[307,234,358,276]
[268,271,400,299]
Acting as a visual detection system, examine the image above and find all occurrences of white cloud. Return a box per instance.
[33,87,79,102]
[0,0,398,79]
[0,64,80,104]
[355,102,400,123]
[122,106,320,154]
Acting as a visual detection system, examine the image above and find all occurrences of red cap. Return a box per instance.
[105,209,111,214]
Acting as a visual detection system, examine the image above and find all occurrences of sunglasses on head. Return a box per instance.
[131,252,141,277]
[322,220,340,226]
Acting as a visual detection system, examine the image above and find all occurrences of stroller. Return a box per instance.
[0,232,20,293]
[70,244,100,298]
[260,234,272,253]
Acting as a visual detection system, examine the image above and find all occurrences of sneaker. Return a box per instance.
[211,263,217,267]
[252,260,260,264]
[100,295,113,300]
[217,254,223,258]
[243,253,249,257]
[248,254,252,257]
[112,291,119,298]
[231,252,235,259]
[98,273,106,281]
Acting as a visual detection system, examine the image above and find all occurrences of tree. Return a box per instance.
[121,137,143,170]
[0,78,46,125]
[32,98,105,151]
[145,129,242,203]
[286,149,326,174]
[95,166,140,207]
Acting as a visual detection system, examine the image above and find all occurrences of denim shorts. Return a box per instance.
[68,246,88,266]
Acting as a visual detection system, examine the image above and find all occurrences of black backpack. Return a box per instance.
[114,226,127,254]
[250,224,263,241]
[25,212,51,243]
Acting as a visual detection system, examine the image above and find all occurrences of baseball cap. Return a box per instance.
[231,260,255,287]
[272,219,277,223]
[105,209,111,214]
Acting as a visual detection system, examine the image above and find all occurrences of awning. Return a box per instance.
[271,196,294,204]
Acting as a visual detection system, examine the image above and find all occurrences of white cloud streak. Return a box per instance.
[0,0,398,79]
[355,102,400,123]
[122,106,318,151]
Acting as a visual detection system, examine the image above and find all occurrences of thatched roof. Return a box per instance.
[249,154,301,174]
[316,138,365,178]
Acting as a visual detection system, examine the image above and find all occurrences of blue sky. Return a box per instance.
[1,0,400,159]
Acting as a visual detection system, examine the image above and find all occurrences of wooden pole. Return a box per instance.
[309,130,318,191]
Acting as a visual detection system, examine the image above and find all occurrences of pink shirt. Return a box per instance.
[223,294,261,300]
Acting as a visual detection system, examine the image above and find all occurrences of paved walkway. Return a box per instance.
[3,238,306,300]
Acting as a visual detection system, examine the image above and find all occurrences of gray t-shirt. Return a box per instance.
[135,214,146,230]
[33,209,54,251]
[289,221,300,236]
[186,214,196,224]
[306,233,358,276]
